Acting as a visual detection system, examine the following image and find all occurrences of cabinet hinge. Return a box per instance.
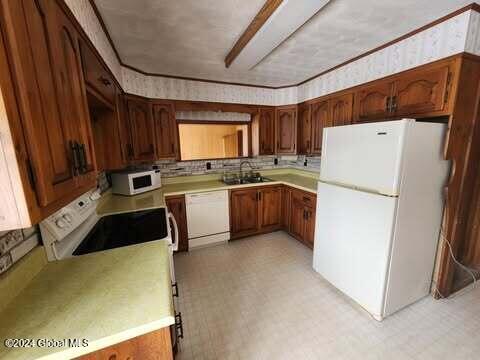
[26,159,36,189]
[444,72,452,105]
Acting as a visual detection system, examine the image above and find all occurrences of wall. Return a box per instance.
[0,227,40,275]
[64,1,480,106]
[178,123,248,160]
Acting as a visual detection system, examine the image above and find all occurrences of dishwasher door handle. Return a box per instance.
[168,212,179,252]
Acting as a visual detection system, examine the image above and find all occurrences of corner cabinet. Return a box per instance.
[126,97,156,162]
[310,100,330,155]
[252,107,276,155]
[276,105,297,154]
[230,186,282,239]
[297,103,311,154]
[153,101,179,160]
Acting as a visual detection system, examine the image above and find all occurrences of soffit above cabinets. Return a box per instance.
[94,0,476,87]
[175,111,251,122]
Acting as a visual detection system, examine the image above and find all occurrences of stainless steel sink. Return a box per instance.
[222,173,273,185]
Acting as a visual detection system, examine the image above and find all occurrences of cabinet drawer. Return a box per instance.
[291,188,316,207]
[80,43,116,104]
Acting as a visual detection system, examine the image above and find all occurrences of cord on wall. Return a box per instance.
[433,230,480,299]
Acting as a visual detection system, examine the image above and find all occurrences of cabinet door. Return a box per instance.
[49,3,96,185]
[153,103,178,159]
[331,93,353,127]
[258,108,275,155]
[281,186,292,230]
[354,82,393,122]
[127,99,156,161]
[289,197,306,241]
[116,93,132,163]
[310,100,330,155]
[230,188,259,238]
[165,195,189,252]
[304,205,316,249]
[276,106,297,154]
[80,41,115,105]
[0,0,79,206]
[297,103,311,154]
[259,186,282,231]
[393,65,450,116]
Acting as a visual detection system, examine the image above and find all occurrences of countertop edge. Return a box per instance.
[36,316,176,360]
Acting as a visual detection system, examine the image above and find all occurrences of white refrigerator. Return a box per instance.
[313,119,449,321]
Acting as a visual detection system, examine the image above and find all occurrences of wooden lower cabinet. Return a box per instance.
[165,195,189,252]
[230,185,282,239]
[77,326,173,360]
[230,185,316,248]
[288,188,317,249]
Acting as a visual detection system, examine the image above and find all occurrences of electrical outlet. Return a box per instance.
[206,162,212,170]
[304,159,308,166]
[274,158,278,165]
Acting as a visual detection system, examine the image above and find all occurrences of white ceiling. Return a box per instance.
[94,0,477,87]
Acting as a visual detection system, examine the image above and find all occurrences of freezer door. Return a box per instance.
[320,119,412,196]
[313,182,397,319]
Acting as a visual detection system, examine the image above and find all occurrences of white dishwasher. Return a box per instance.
[185,190,230,249]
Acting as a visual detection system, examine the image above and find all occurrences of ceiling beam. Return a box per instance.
[224,0,283,68]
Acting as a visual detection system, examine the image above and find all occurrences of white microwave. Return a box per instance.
[111,169,162,196]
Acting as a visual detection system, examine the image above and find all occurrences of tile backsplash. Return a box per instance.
[0,227,39,275]
[153,155,321,178]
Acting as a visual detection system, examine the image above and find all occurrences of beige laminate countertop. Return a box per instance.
[97,170,318,216]
[0,240,174,360]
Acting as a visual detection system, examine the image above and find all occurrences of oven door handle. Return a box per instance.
[168,212,179,252]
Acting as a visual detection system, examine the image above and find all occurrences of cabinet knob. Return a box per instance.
[98,76,111,86]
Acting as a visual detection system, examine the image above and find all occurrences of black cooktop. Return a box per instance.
[73,208,168,256]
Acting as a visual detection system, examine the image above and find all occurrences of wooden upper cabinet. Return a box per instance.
[259,186,282,231]
[297,103,311,155]
[152,102,178,159]
[0,0,81,207]
[258,107,275,155]
[310,100,330,155]
[116,93,132,163]
[48,2,97,185]
[393,64,451,116]
[330,93,353,126]
[127,98,156,162]
[354,82,393,122]
[230,188,259,238]
[276,106,297,154]
[80,41,115,105]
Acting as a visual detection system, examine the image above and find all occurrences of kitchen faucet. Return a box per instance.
[239,160,256,177]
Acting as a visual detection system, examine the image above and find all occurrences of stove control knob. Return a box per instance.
[63,213,74,223]
[55,218,68,229]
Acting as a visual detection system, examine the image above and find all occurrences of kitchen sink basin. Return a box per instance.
[222,174,273,185]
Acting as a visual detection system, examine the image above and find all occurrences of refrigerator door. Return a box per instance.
[313,182,397,319]
[320,119,412,196]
